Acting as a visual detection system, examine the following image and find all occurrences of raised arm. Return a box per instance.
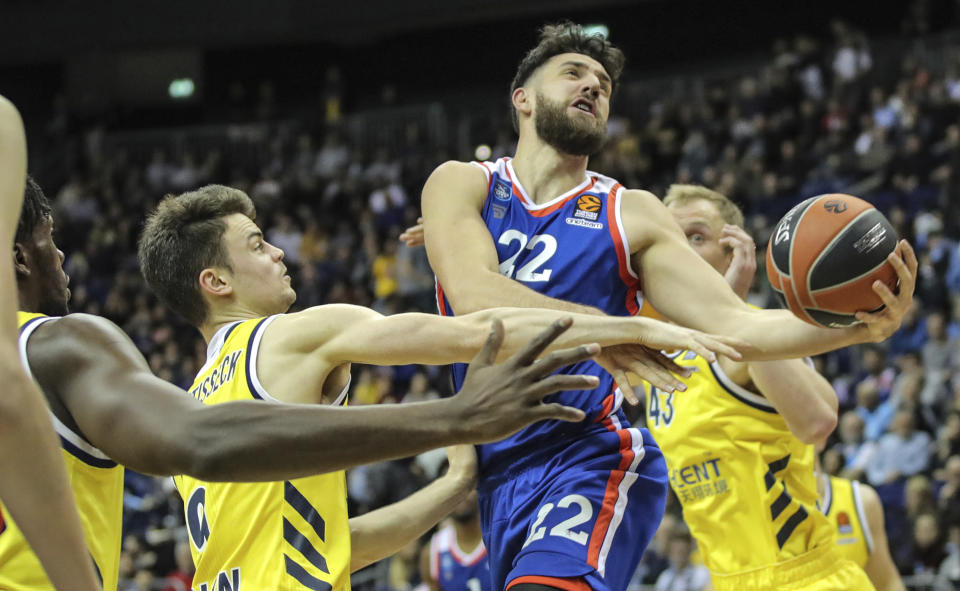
[710,228,838,444]
[27,314,597,481]
[625,189,916,359]
[0,96,101,591]
[349,445,476,572]
[422,160,599,315]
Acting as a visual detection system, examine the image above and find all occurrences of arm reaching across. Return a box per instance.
[28,314,600,481]
[0,95,101,591]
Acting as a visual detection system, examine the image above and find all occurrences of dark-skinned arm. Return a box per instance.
[26,314,596,481]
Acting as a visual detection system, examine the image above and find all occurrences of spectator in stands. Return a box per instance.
[832,410,876,480]
[867,410,933,485]
[856,379,897,442]
[654,527,711,591]
[903,512,947,577]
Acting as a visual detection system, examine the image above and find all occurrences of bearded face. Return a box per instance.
[534,91,607,156]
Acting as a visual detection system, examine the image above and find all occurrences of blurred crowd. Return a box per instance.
[26,4,960,590]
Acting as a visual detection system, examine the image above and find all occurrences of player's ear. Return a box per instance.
[512,86,533,121]
[198,267,232,298]
[12,242,30,278]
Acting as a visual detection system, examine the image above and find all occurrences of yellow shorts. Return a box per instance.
[710,543,874,591]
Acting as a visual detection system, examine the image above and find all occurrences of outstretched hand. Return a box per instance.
[597,320,747,405]
[719,223,757,300]
[399,218,425,247]
[855,240,918,342]
[453,318,597,443]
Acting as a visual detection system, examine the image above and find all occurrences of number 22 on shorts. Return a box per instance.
[522,494,593,549]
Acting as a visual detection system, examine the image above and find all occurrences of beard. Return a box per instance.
[534,92,607,156]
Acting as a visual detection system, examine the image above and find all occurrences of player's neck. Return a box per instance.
[199,304,264,343]
[453,517,483,552]
[512,137,589,205]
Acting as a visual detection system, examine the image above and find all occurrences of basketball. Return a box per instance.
[765,194,899,328]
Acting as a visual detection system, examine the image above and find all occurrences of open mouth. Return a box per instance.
[571,98,595,116]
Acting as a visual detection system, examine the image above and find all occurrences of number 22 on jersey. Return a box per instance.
[497,230,557,282]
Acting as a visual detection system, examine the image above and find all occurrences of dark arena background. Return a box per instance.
[3,0,960,588]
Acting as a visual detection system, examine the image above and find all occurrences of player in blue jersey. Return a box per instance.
[422,492,491,591]
[418,22,918,591]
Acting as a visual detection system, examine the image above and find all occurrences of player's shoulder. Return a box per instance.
[30,313,126,347]
[25,313,138,375]
[426,160,490,187]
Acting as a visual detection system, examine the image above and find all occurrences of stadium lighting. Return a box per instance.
[583,24,609,39]
[168,78,195,99]
[475,144,492,160]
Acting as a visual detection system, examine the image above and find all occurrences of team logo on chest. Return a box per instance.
[493,181,511,201]
[836,511,853,535]
[565,194,604,229]
[574,194,602,220]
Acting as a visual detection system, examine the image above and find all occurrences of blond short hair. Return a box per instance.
[663,184,744,229]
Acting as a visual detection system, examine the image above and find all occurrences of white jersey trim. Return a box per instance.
[247,315,351,406]
[852,480,874,555]
[708,359,777,411]
[18,316,113,461]
[596,419,645,577]
[504,158,592,211]
[200,320,243,375]
[612,186,639,280]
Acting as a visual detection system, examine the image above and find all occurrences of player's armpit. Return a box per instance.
[745,358,838,444]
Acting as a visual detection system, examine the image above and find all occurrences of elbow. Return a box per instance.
[795,409,838,445]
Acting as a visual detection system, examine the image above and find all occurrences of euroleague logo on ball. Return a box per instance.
[823,199,848,214]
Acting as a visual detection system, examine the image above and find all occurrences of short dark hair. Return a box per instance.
[138,185,256,326]
[17,175,52,244]
[510,22,626,132]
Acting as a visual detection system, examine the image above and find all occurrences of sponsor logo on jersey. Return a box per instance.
[492,204,506,219]
[573,194,602,221]
[837,511,853,535]
[565,217,602,229]
[494,181,511,201]
[669,457,730,503]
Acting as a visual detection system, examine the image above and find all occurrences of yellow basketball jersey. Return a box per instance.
[821,475,872,568]
[174,316,352,591]
[0,313,124,591]
[645,351,835,577]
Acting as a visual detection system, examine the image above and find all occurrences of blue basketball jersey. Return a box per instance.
[428,526,491,591]
[437,157,642,477]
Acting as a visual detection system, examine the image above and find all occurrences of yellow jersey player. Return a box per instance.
[136,184,744,590]
[9,177,729,590]
[645,185,875,590]
[816,454,905,590]
[0,97,101,591]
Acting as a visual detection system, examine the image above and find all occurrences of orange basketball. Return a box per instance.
[765,194,899,327]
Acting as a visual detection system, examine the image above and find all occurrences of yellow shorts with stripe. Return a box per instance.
[710,543,875,591]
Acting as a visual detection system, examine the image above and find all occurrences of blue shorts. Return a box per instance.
[477,413,668,591]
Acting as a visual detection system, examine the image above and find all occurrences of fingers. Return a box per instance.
[611,371,640,406]
[526,341,600,377]
[889,240,917,293]
[472,319,505,367]
[628,356,685,393]
[871,279,899,310]
[528,374,600,398]
[512,318,574,367]
[537,404,587,423]
[646,349,694,377]
[692,335,744,362]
